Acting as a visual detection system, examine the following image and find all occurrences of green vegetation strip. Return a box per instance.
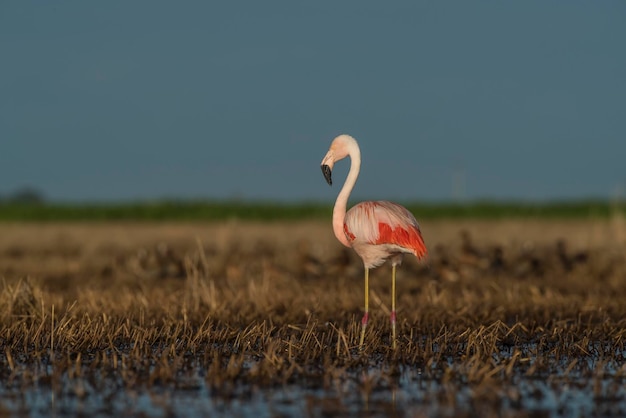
[0,200,624,221]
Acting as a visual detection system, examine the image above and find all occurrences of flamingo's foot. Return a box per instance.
[359,312,369,349]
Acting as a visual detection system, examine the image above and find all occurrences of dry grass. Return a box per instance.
[1,218,626,411]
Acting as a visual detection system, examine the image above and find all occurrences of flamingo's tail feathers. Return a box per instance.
[411,230,428,259]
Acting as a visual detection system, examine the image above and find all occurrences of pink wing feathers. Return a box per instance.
[344,201,427,259]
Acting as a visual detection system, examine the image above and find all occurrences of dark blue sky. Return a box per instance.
[1,1,625,202]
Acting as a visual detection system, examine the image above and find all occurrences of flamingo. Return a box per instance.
[320,134,427,349]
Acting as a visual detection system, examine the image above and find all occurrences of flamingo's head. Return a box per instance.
[320,134,358,186]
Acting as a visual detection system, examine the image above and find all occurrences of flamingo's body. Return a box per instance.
[321,134,427,349]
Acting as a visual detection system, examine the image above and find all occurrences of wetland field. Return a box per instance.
[2,216,626,417]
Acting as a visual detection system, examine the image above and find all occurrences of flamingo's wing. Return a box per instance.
[344,201,427,259]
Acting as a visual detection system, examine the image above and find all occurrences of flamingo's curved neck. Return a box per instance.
[333,142,361,247]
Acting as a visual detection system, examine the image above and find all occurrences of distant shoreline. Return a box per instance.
[0,199,624,221]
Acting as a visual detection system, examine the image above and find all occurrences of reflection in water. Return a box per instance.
[2,360,626,418]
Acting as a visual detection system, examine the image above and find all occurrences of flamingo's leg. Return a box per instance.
[359,268,369,348]
[391,264,397,350]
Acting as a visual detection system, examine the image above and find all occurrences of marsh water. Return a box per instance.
[3,351,626,418]
[3,221,626,417]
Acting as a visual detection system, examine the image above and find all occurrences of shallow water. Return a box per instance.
[3,362,626,418]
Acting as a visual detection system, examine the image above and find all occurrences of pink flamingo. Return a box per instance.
[321,134,427,349]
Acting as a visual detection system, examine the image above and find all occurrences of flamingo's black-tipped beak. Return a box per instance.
[321,164,332,186]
